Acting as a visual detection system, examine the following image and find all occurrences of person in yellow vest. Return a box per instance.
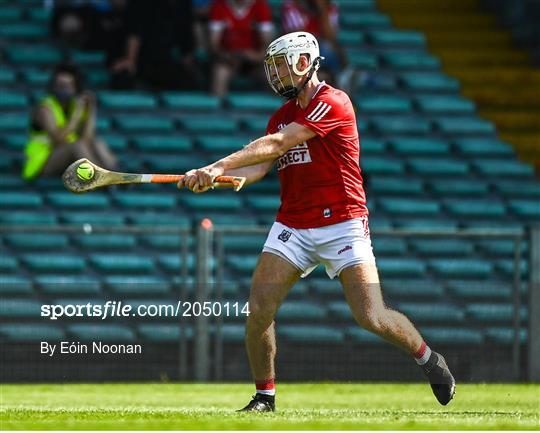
[22,62,117,180]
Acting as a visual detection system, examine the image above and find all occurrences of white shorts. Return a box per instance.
[262,217,376,279]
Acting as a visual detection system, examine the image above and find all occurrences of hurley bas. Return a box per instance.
[41,341,142,356]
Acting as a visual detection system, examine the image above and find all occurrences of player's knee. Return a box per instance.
[246,301,275,332]
[358,309,388,334]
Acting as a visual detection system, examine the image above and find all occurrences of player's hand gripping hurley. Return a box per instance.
[62,158,246,193]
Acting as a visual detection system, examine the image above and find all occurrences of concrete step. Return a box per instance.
[480,111,540,131]
[389,14,497,31]
[379,0,480,13]
[426,31,512,48]
[435,49,530,66]
[448,68,540,86]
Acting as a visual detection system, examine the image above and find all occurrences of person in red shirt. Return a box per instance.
[179,31,456,411]
[208,0,274,97]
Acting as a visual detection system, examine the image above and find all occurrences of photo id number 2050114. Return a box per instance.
[181,301,250,317]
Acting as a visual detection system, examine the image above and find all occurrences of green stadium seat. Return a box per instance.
[334,0,376,10]
[361,137,386,154]
[95,116,111,131]
[429,259,492,278]
[415,96,475,114]
[6,45,62,64]
[429,179,489,196]
[215,324,245,343]
[278,325,344,343]
[32,177,65,190]
[72,234,137,250]
[226,254,259,275]
[113,193,177,209]
[400,73,459,92]
[369,30,426,46]
[241,116,269,133]
[0,7,22,21]
[0,299,42,318]
[4,233,69,250]
[226,93,282,111]
[473,160,534,178]
[446,280,511,300]
[0,174,25,187]
[246,196,280,212]
[69,50,105,65]
[495,181,540,198]
[410,239,474,256]
[0,23,48,39]
[86,69,109,86]
[0,275,33,294]
[389,137,450,155]
[508,200,540,219]
[90,254,155,274]
[221,234,267,253]
[347,51,379,68]
[0,324,65,342]
[383,279,445,299]
[371,237,407,255]
[47,192,110,209]
[100,134,128,150]
[444,199,506,217]
[60,212,126,225]
[144,155,206,173]
[194,213,259,227]
[398,303,465,324]
[128,213,191,227]
[35,275,101,296]
[0,212,57,225]
[0,113,28,130]
[157,254,197,273]
[0,91,28,109]
[361,157,404,174]
[98,92,157,110]
[115,115,175,132]
[338,30,365,46]
[496,259,528,278]
[28,8,52,22]
[466,304,527,324]
[132,135,192,152]
[104,276,171,296]
[484,327,527,345]
[138,324,193,342]
[179,116,238,134]
[181,194,242,211]
[369,177,424,195]
[380,51,441,69]
[357,95,412,113]
[0,68,16,84]
[67,324,136,342]
[462,220,525,233]
[394,218,458,231]
[408,158,470,176]
[421,327,483,344]
[161,92,220,111]
[476,240,527,257]
[453,139,514,156]
[435,117,496,135]
[0,255,18,273]
[342,12,390,28]
[378,198,440,215]
[22,254,86,273]
[140,234,187,250]
[195,135,247,153]
[0,192,42,208]
[276,301,326,321]
[327,301,354,320]
[309,279,342,297]
[370,116,431,134]
[345,327,386,344]
[377,258,426,277]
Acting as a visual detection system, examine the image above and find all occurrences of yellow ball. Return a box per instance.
[76,162,94,181]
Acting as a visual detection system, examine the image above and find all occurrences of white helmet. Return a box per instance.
[264,31,324,99]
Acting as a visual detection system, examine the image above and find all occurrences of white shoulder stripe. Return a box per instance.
[312,104,331,121]
[306,101,324,120]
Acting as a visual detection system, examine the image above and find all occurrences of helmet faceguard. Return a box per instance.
[264,32,324,99]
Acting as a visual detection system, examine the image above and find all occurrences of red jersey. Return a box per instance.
[266,82,369,229]
[209,0,274,52]
[281,0,339,37]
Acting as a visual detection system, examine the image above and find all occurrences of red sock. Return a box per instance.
[255,378,275,396]
[412,341,432,365]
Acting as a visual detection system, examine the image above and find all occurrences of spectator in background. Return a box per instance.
[110,0,198,90]
[22,63,117,180]
[281,0,347,84]
[209,0,274,97]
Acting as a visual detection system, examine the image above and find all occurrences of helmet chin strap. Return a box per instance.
[281,57,322,100]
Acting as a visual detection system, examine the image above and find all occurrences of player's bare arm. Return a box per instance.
[180,122,316,192]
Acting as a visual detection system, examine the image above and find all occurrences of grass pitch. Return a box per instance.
[1,383,538,430]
